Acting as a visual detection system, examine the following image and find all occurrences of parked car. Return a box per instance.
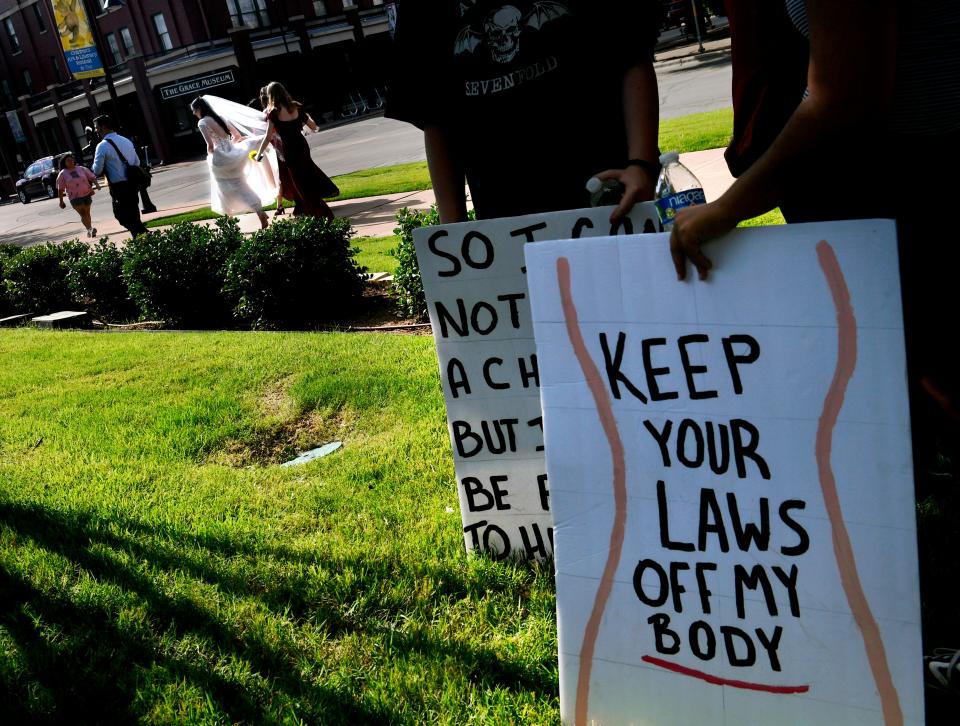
[15,154,69,204]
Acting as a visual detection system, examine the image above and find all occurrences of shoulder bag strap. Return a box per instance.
[104,137,133,183]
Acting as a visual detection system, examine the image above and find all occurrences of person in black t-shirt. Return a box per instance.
[386,1,662,222]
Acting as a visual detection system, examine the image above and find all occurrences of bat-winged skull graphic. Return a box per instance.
[455,2,569,64]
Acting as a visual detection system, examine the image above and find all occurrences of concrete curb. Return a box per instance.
[655,46,731,69]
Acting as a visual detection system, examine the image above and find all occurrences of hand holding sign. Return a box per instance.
[669,201,739,280]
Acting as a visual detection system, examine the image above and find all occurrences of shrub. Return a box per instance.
[66,238,139,323]
[390,205,475,320]
[390,206,439,321]
[123,217,243,328]
[2,241,88,315]
[0,244,21,317]
[224,216,365,330]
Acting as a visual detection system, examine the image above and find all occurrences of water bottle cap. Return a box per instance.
[585,177,603,193]
[659,151,680,166]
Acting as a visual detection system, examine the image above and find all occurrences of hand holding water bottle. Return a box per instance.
[589,159,660,222]
[654,151,734,282]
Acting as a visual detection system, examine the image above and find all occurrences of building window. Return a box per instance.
[372,0,384,5]
[23,69,33,94]
[4,18,20,52]
[106,32,122,63]
[120,27,135,56]
[1,80,14,107]
[34,3,47,33]
[313,1,327,15]
[228,0,270,28]
[152,13,173,51]
[343,0,356,8]
[52,56,64,83]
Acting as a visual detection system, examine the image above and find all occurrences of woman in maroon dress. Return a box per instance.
[258,85,292,217]
[254,82,338,219]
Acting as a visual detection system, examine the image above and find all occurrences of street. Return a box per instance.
[0,47,732,248]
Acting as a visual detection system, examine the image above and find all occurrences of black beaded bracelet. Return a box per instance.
[626,158,661,175]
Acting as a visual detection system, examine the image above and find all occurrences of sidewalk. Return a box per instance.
[179,147,733,239]
[49,147,734,244]
[657,35,731,66]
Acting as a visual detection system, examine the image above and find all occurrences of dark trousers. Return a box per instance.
[109,181,147,237]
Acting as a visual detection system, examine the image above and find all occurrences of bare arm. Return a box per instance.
[255,120,275,160]
[304,113,319,132]
[424,125,468,224]
[594,61,661,222]
[670,0,897,279]
[85,167,100,191]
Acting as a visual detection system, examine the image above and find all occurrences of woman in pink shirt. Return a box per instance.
[56,153,101,238]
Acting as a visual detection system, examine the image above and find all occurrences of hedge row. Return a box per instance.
[0,217,366,330]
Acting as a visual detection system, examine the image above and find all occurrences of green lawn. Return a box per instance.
[659,108,734,157]
[332,163,431,200]
[739,208,786,227]
[146,109,737,230]
[353,235,399,275]
[0,329,558,724]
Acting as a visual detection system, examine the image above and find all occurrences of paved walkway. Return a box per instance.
[2,146,734,245]
[69,146,734,244]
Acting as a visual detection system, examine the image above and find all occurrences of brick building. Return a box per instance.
[0,0,395,195]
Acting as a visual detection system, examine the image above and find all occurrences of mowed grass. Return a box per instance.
[0,330,558,724]
[739,208,786,227]
[658,108,734,156]
[353,235,399,274]
[331,163,431,200]
[146,109,737,229]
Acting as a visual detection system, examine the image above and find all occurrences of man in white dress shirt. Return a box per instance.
[91,115,148,237]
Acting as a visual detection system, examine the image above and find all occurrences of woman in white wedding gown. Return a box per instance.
[190,96,277,229]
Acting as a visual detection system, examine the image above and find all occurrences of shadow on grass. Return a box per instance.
[0,498,554,723]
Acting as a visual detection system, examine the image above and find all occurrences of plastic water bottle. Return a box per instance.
[586,176,625,207]
[655,151,706,229]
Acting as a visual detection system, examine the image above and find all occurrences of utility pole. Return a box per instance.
[690,0,705,54]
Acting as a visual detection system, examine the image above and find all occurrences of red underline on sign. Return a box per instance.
[641,655,810,694]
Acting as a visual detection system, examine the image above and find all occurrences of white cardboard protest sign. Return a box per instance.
[525,220,923,725]
[415,205,660,559]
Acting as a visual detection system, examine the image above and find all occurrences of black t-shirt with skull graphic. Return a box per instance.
[387,0,660,219]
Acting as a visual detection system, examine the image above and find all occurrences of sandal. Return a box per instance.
[274,205,286,217]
